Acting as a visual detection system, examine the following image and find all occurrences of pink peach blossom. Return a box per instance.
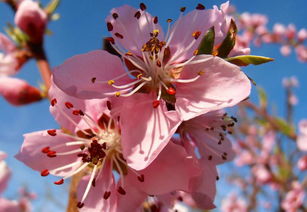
[282,181,305,212]
[297,155,307,171]
[16,83,200,211]
[280,45,292,56]
[0,77,42,106]
[15,0,47,44]
[297,120,307,151]
[221,193,247,212]
[297,29,307,41]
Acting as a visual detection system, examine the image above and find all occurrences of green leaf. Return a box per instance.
[226,55,274,66]
[197,27,215,55]
[217,19,237,58]
[274,117,295,137]
[45,0,60,15]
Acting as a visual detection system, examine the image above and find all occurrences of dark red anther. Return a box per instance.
[40,169,49,177]
[65,102,74,109]
[103,191,111,200]
[216,176,220,181]
[208,155,213,160]
[180,7,186,12]
[92,178,96,187]
[107,22,113,31]
[117,186,126,195]
[77,202,84,208]
[134,11,141,19]
[101,142,107,150]
[91,77,96,83]
[196,3,205,10]
[41,146,50,154]
[47,129,57,136]
[140,3,147,11]
[166,87,176,95]
[153,16,158,24]
[114,32,124,39]
[50,98,57,106]
[137,174,145,182]
[54,179,64,185]
[105,37,115,44]
[152,100,160,108]
[72,110,84,116]
[112,13,119,19]
[47,151,57,158]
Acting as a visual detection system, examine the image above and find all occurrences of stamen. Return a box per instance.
[153,16,158,24]
[103,191,111,200]
[196,3,205,10]
[137,174,145,182]
[114,32,124,39]
[152,100,160,108]
[54,179,64,185]
[140,3,147,11]
[120,81,148,97]
[65,102,74,109]
[180,7,186,12]
[113,158,125,187]
[77,202,84,208]
[80,165,98,203]
[51,98,57,106]
[47,151,56,158]
[110,78,144,89]
[56,149,81,156]
[171,75,201,83]
[134,11,141,19]
[192,31,201,39]
[112,13,119,19]
[41,146,50,153]
[63,162,89,180]
[40,169,49,177]
[117,186,126,195]
[104,37,115,45]
[47,129,57,136]
[107,22,113,31]
[166,87,176,95]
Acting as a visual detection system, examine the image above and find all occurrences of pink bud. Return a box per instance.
[0,77,42,106]
[297,156,307,171]
[280,45,291,56]
[14,0,47,44]
[297,29,307,41]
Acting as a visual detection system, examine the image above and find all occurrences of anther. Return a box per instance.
[115,92,121,97]
[50,98,57,106]
[47,151,57,158]
[180,7,186,12]
[92,178,96,187]
[216,176,220,181]
[54,179,64,185]
[102,142,107,150]
[193,49,199,55]
[47,129,57,136]
[167,18,173,23]
[208,155,213,160]
[140,3,147,11]
[125,52,133,56]
[65,102,74,109]
[107,22,113,31]
[117,186,126,195]
[91,77,96,83]
[40,169,49,177]
[177,196,183,201]
[137,74,143,79]
[156,60,161,67]
[108,80,115,85]
[134,11,141,19]
[112,13,119,19]
[103,191,111,200]
[72,110,84,116]
[137,174,145,182]
[222,155,227,160]
[192,31,201,39]
[196,3,205,10]
[153,16,158,24]
[152,100,160,108]
[166,87,176,95]
[231,116,238,122]
[41,146,50,153]
[198,71,204,75]
[105,37,115,44]
[114,32,124,39]
[77,202,84,208]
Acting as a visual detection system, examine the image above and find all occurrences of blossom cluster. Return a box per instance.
[12,1,256,211]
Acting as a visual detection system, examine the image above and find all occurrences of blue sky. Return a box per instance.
[0,0,306,211]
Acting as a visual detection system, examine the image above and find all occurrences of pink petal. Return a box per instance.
[0,198,20,212]
[15,130,81,176]
[298,120,307,151]
[0,160,11,194]
[176,55,251,120]
[77,161,116,212]
[106,5,163,55]
[49,82,109,133]
[127,142,201,195]
[0,77,42,106]
[14,0,47,44]
[168,7,225,62]
[114,94,181,170]
[53,50,131,99]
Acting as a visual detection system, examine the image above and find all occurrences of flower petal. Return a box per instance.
[53,50,131,99]
[176,55,251,120]
[106,5,163,54]
[114,94,181,170]
[15,130,81,176]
